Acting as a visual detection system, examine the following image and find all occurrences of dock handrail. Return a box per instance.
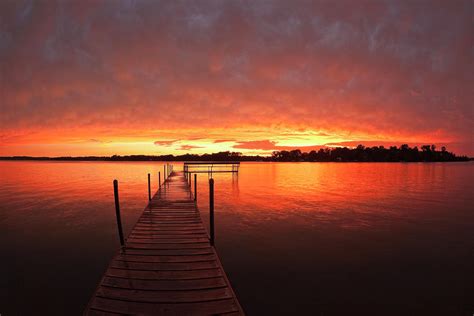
[184,161,240,174]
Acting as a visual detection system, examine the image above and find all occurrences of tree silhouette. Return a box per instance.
[1,145,469,162]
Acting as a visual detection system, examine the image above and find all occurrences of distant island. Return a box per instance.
[1,144,470,162]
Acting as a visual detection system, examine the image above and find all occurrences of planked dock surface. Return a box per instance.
[85,171,244,315]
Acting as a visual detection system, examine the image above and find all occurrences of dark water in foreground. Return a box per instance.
[0,161,473,315]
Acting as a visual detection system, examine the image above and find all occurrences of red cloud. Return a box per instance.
[154,140,179,146]
[213,139,235,143]
[179,145,204,151]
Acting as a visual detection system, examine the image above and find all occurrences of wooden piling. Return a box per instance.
[113,179,125,247]
[209,178,215,246]
[148,173,151,201]
[194,173,197,201]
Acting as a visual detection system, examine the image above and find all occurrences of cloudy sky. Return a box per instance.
[0,0,472,156]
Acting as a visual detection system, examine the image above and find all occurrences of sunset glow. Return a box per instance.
[1,1,472,156]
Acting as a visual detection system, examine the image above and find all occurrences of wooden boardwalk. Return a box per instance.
[85,172,244,315]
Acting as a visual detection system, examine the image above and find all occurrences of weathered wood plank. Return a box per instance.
[133,227,206,231]
[130,230,208,236]
[109,259,219,271]
[125,243,211,250]
[106,268,223,280]
[96,286,233,303]
[134,223,204,227]
[126,237,210,243]
[115,253,217,263]
[120,248,215,256]
[101,276,227,291]
[129,234,208,239]
[89,297,239,315]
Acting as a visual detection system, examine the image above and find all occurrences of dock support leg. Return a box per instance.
[209,178,215,246]
[113,180,125,247]
[159,172,161,190]
[148,173,151,201]
[194,173,197,201]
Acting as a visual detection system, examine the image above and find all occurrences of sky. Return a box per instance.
[0,0,472,157]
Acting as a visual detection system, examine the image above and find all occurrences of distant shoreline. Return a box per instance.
[0,144,471,163]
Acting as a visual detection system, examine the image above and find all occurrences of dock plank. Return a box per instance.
[89,297,240,315]
[84,171,244,315]
[101,276,228,291]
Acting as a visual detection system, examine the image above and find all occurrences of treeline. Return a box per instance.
[271,144,470,162]
[0,152,261,162]
[0,144,470,162]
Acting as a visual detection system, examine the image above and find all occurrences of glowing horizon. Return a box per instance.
[1,1,472,157]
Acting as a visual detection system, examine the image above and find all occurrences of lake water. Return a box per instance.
[0,161,473,315]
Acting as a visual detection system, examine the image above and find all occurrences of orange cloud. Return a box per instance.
[233,140,278,150]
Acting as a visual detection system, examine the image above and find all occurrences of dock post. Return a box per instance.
[159,172,161,189]
[209,178,215,246]
[148,173,151,201]
[113,180,125,247]
[164,165,166,181]
[194,173,197,201]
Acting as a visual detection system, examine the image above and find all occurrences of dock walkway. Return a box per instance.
[85,171,244,315]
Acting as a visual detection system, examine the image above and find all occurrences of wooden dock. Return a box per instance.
[85,171,244,315]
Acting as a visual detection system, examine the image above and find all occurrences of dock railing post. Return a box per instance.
[194,173,197,201]
[164,165,166,181]
[113,180,125,247]
[209,178,215,246]
[159,172,161,190]
[148,173,151,201]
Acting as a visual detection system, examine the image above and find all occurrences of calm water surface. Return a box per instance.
[0,161,473,315]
